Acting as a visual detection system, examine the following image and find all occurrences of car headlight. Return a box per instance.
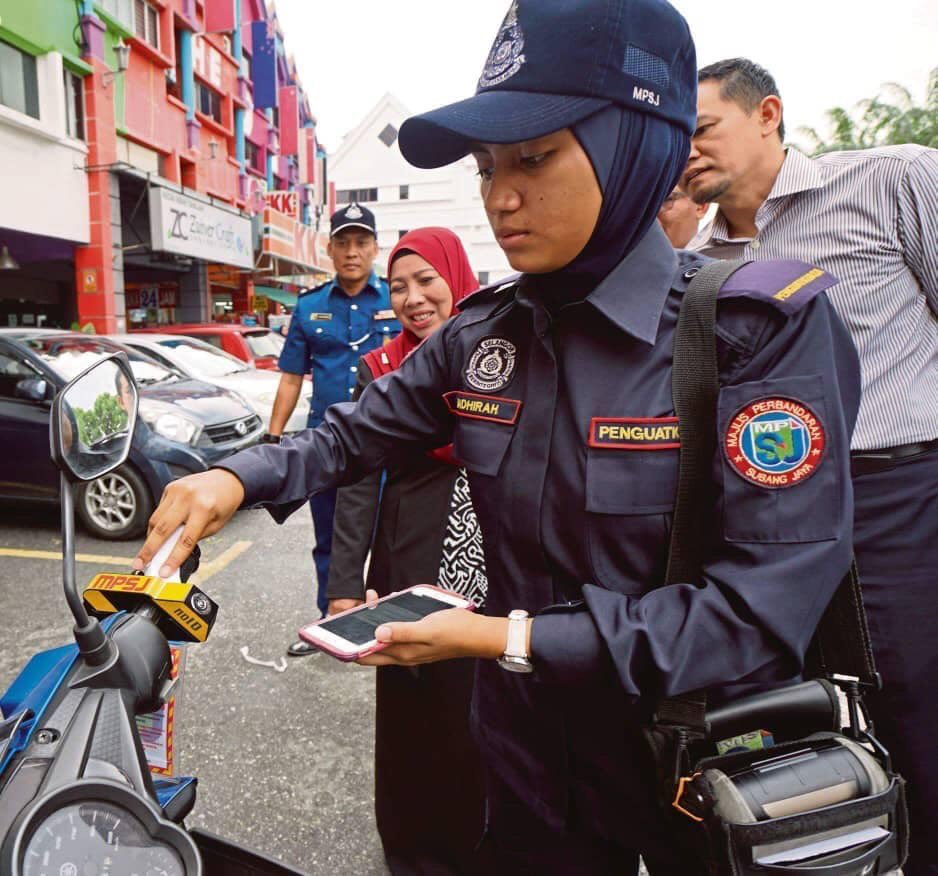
[139,399,202,446]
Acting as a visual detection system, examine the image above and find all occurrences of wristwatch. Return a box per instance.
[260,432,282,445]
[497,609,533,673]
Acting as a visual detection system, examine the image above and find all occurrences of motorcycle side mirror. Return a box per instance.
[50,354,138,482]
[49,353,139,662]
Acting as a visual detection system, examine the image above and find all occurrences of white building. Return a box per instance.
[328,93,513,286]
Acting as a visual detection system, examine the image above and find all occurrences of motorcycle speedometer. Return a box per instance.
[3,779,201,875]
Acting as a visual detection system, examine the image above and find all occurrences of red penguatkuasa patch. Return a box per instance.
[588,417,680,450]
[724,397,826,488]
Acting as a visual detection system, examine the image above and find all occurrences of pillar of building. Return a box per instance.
[176,263,210,323]
[74,28,122,332]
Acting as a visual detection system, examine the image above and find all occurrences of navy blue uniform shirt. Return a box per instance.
[222,225,860,841]
[278,272,399,426]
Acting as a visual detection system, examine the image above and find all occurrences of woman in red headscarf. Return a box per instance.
[328,228,490,875]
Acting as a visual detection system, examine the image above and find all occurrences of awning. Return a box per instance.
[254,285,298,308]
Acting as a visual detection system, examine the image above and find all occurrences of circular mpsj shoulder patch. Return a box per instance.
[466,337,517,393]
[724,398,826,489]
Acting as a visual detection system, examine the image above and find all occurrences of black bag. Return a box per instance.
[648,260,908,875]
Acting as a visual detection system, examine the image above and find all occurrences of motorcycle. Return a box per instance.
[0,353,304,875]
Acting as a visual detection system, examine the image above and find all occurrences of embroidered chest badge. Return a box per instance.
[465,337,517,392]
[589,417,680,450]
[724,398,826,488]
[478,0,526,90]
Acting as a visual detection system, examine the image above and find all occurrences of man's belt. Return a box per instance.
[850,438,938,477]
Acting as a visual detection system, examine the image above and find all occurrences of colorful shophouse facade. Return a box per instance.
[0,0,333,333]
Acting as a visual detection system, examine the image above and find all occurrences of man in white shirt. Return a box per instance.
[686,57,938,874]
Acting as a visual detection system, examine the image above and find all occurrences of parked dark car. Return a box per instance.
[0,330,263,539]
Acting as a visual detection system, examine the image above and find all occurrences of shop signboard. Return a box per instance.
[149,187,253,269]
[264,190,298,218]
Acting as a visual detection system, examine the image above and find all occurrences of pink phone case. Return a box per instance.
[297,585,475,662]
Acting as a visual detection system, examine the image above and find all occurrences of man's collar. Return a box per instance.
[765,148,823,201]
[586,223,677,344]
[696,149,823,248]
[330,271,381,297]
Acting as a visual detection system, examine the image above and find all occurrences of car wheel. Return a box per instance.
[76,464,153,541]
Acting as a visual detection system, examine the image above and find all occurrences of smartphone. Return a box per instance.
[298,585,474,661]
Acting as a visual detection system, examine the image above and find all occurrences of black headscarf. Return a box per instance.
[527,105,690,307]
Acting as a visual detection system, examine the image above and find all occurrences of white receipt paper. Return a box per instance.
[755,826,889,865]
[144,525,184,582]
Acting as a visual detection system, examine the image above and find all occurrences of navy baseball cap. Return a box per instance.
[330,203,377,237]
[399,0,697,169]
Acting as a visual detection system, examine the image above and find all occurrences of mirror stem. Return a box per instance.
[61,473,111,663]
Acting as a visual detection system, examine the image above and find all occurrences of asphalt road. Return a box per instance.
[0,499,387,875]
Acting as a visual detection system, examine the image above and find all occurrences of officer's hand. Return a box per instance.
[328,598,364,616]
[357,597,509,666]
[132,469,245,578]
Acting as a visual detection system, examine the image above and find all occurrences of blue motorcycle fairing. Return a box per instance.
[1,616,195,812]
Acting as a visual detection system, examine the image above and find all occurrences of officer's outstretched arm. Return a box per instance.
[135,325,454,577]
[530,295,862,698]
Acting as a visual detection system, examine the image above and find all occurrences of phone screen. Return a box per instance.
[318,591,455,646]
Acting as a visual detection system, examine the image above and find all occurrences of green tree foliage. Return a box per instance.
[74,393,128,446]
[798,68,938,154]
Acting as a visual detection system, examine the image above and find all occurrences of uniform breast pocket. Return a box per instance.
[452,418,515,477]
[372,316,401,340]
[719,374,841,544]
[585,447,678,594]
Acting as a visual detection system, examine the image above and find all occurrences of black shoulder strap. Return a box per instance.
[656,259,879,735]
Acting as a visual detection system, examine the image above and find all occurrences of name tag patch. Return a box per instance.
[310,313,332,321]
[589,417,680,450]
[373,309,396,320]
[724,397,826,488]
[444,391,521,425]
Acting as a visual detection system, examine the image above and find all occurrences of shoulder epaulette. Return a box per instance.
[457,274,521,313]
[718,260,838,316]
[298,280,330,298]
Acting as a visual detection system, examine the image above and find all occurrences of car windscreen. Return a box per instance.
[158,338,248,377]
[27,337,180,385]
[244,331,283,359]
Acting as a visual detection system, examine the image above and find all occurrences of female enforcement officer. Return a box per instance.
[134,0,861,871]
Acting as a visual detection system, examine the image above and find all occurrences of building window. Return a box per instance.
[63,69,84,139]
[399,184,409,200]
[241,51,252,82]
[0,39,39,119]
[398,229,410,240]
[134,0,160,49]
[245,140,262,172]
[196,80,223,124]
[98,0,134,29]
[478,271,490,286]
[336,188,378,204]
[378,123,398,147]
[167,29,183,100]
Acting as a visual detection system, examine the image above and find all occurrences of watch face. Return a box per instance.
[498,655,534,674]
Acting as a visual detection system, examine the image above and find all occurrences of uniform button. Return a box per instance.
[316,328,323,334]
[348,387,355,395]
[750,239,761,251]
[683,267,699,280]
[383,326,389,332]
[350,303,359,311]
[351,344,359,351]
[350,366,358,373]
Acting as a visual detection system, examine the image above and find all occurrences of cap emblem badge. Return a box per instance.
[345,204,363,219]
[478,0,526,90]
[466,337,517,393]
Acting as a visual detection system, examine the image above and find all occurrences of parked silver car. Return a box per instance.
[109,333,311,434]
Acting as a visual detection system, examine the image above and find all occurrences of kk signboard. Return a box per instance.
[149,187,253,269]
[264,190,299,218]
